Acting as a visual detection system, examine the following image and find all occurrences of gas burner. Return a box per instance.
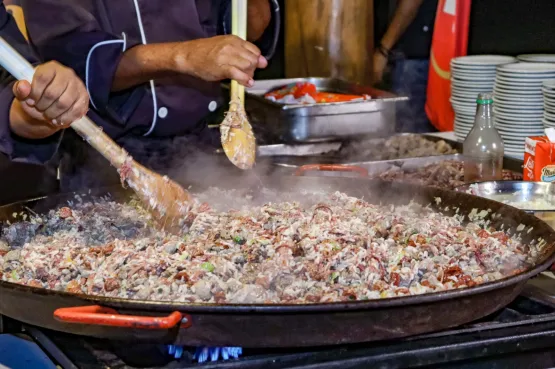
[1,282,554,369]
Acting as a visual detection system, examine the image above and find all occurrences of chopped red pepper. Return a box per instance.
[265,82,370,104]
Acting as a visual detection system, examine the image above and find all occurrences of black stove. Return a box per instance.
[1,282,555,369]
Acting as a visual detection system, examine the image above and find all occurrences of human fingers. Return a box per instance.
[41,84,79,122]
[55,95,89,128]
[12,80,32,101]
[226,66,253,87]
[31,62,71,112]
[257,55,268,69]
[240,40,262,58]
[27,61,61,107]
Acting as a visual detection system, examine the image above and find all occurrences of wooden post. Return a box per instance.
[285,0,374,85]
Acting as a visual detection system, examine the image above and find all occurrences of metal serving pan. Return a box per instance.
[249,134,521,175]
[217,133,454,158]
[271,153,524,179]
[232,77,407,143]
[418,134,524,173]
[1,178,555,348]
[455,181,555,212]
[455,181,555,228]
[271,154,464,178]
[253,133,456,158]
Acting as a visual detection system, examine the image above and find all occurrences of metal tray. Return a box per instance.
[455,181,555,211]
[228,77,408,143]
[256,142,342,157]
[455,181,555,230]
[420,134,462,151]
[272,154,462,178]
[272,154,523,178]
[419,134,524,173]
[246,133,458,159]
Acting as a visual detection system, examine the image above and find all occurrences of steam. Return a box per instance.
[57,127,454,215]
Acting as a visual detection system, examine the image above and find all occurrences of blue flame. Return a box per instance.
[167,345,243,363]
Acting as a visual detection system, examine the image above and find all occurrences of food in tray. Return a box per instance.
[0,189,539,304]
[477,195,555,211]
[264,82,371,105]
[373,160,522,190]
[339,134,458,160]
[465,184,555,211]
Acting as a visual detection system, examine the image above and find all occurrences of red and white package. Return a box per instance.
[524,135,555,182]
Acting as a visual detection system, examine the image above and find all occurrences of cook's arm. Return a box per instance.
[378,0,425,52]
[20,0,146,127]
[111,0,277,92]
[0,4,61,165]
[372,0,425,83]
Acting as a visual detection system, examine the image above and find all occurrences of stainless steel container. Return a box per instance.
[272,154,462,178]
[455,181,555,230]
[271,153,523,179]
[234,78,408,143]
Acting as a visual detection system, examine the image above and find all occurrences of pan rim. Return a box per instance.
[0,258,552,313]
[1,180,554,314]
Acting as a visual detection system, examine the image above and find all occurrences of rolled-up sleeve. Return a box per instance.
[219,0,281,60]
[0,3,60,164]
[21,0,145,126]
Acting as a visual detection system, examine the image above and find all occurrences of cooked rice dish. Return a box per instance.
[0,190,540,304]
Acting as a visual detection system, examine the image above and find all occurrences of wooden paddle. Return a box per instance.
[0,37,192,232]
[220,0,257,170]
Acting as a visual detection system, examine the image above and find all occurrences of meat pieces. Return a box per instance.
[372,160,522,190]
[0,190,535,305]
[340,135,457,161]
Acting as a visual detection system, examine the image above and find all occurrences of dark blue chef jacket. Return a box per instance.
[1,0,279,191]
[20,0,279,140]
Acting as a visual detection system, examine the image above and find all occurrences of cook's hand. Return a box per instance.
[13,61,89,130]
[372,51,388,84]
[175,35,268,87]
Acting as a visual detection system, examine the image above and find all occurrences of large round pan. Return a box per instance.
[1,176,554,348]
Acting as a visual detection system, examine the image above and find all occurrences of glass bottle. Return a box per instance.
[463,93,504,182]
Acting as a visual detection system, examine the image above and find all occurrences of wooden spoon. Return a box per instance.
[0,37,192,232]
[220,0,256,170]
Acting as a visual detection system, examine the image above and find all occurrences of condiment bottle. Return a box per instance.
[463,93,504,182]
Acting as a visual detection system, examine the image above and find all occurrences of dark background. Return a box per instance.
[467,0,555,55]
[258,0,555,81]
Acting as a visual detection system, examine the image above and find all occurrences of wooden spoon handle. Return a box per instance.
[0,36,129,169]
[231,0,248,105]
[71,117,129,168]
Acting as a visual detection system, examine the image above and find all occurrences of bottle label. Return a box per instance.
[541,165,555,182]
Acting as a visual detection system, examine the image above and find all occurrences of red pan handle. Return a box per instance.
[294,164,369,178]
[54,305,190,330]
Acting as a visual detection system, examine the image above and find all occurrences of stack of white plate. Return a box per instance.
[493,63,555,158]
[517,54,555,63]
[450,55,516,141]
[544,80,555,128]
